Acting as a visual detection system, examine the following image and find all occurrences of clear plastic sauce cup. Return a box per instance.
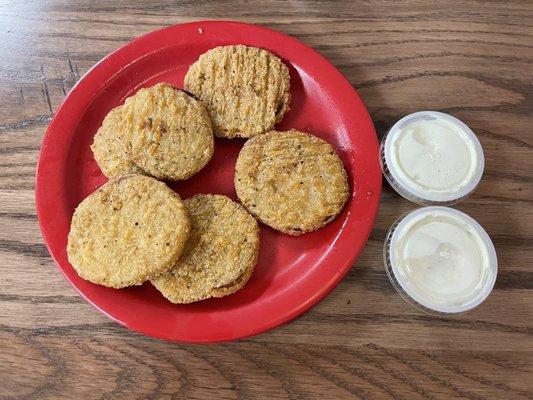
[384,206,497,314]
[380,111,484,205]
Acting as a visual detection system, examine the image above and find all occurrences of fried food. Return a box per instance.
[92,83,214,180]
[151,194,259,303]
[184,45,290,138]
[91,108,145,178]
[234,129,349,235]
[67,174,191,288]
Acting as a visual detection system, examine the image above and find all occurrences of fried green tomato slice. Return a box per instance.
[67,175,191,288]
[235,130,349,235]
[151,194,260,303]
[184,45,290,138]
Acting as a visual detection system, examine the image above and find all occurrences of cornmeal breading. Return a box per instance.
[184,45,290,138]
[92,83,214,180]
[91,108,145,178]
[67,175,191,288]
[235,130,349,235]
[151,194,259,303]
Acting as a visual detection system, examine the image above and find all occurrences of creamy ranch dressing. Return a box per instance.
[382,111,484,204]
[393,119,476,191]
[387,207,497,313]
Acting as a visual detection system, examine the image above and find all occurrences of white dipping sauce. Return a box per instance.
[382,111,484,205]
[386,207,497,313]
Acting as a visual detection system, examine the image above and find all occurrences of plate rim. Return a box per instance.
[35,20,381,343]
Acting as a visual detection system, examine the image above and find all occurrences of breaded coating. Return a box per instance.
[67,175,191,288]
[184,45,290,138]
[151,194,259,303]
[124,83,214,180]
[235,130,349,235]
[91,108,145,178]
[91,83,214,180]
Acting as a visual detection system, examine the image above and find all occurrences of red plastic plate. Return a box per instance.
[36,21,381,343]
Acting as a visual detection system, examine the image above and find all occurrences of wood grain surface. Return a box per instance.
[1,1,532,399]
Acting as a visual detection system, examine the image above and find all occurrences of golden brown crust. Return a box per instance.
[235,130,350,235]
[91,83,214,181]
[67,174,191,288]
[151,194,260,303]
[91,108,145,178]
[123,83,214,180]
[184,45,290,138]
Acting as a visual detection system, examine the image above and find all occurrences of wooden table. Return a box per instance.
[1,1,531,399]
